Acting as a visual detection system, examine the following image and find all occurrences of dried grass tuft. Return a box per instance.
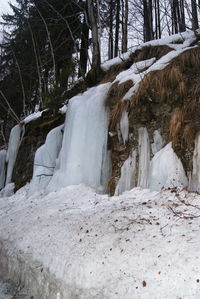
[183,124,196,147]
[110,100,130,131]
[170,108,184,144]
[172,48,200,72]
[129,45,173,63]
[107,176,116,195]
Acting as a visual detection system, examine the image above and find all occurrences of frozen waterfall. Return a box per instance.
[48,83,112,193]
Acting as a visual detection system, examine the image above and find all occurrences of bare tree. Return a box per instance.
[122,0,129,53]
[114,0,120,57]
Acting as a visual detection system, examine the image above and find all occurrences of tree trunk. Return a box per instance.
[108,0,114,59]
[191,0,199,30]
[179,0,186,32]
[78,15,89,78]
[143,0,154,42]
[87,0,101,75]
[114,0,120,57]
[122,0,128,53]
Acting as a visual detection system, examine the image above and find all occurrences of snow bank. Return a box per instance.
[149,143,188,191]
[29,125,64,195]
[0,185,200,298]
[5,124,24,186]
[48,83,111,193]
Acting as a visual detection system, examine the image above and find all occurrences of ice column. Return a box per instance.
[189,133,200,192]
[0,149,7,189]
[48,83,111,192]
[5,124,24,185]
[151,129,163,155]
[29,125,64,195]
[120,111,129,144]
[137,127,150,188]
[115,150,137,195]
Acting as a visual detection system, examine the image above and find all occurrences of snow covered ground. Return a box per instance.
[0,280,29,299]
[0,185,200,298]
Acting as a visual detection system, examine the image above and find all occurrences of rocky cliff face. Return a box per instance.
[1,31,200,196]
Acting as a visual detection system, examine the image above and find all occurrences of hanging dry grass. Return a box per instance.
[104,80,133,108]
[179,81,187,98]
[192,80,200,98]
[101,63,126,83]
[110,100,130,131]
[107,176,116,196]
[170,108,184,143]
[183,124,196,147]
[172,47,200,73]
[130,64,186,107]
[170,99,200,148]
[129,45,173,63]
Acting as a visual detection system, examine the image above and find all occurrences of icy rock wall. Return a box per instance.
[48,83,111,193]
[5,124,24,185]
[189,133,200,192]
[0,150,7,189]
[29,125,64,195]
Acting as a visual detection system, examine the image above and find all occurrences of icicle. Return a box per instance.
[120,110,129,144]
[100,149,112,191]
[151,129,163,155]
[29,125,64,195]
[148,142,188,191]
[115,150,137,195]
[5,124,24,185]
[48,83,112,192]
[0,150,7,189]
[189,133,200,192]
[137,127,150,188]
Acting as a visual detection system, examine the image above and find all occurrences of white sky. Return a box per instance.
[0,0,15,42]
[0,0,12,16]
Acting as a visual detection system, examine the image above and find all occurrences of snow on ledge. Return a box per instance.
[22,111,43,124]
[101,30,195,72]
